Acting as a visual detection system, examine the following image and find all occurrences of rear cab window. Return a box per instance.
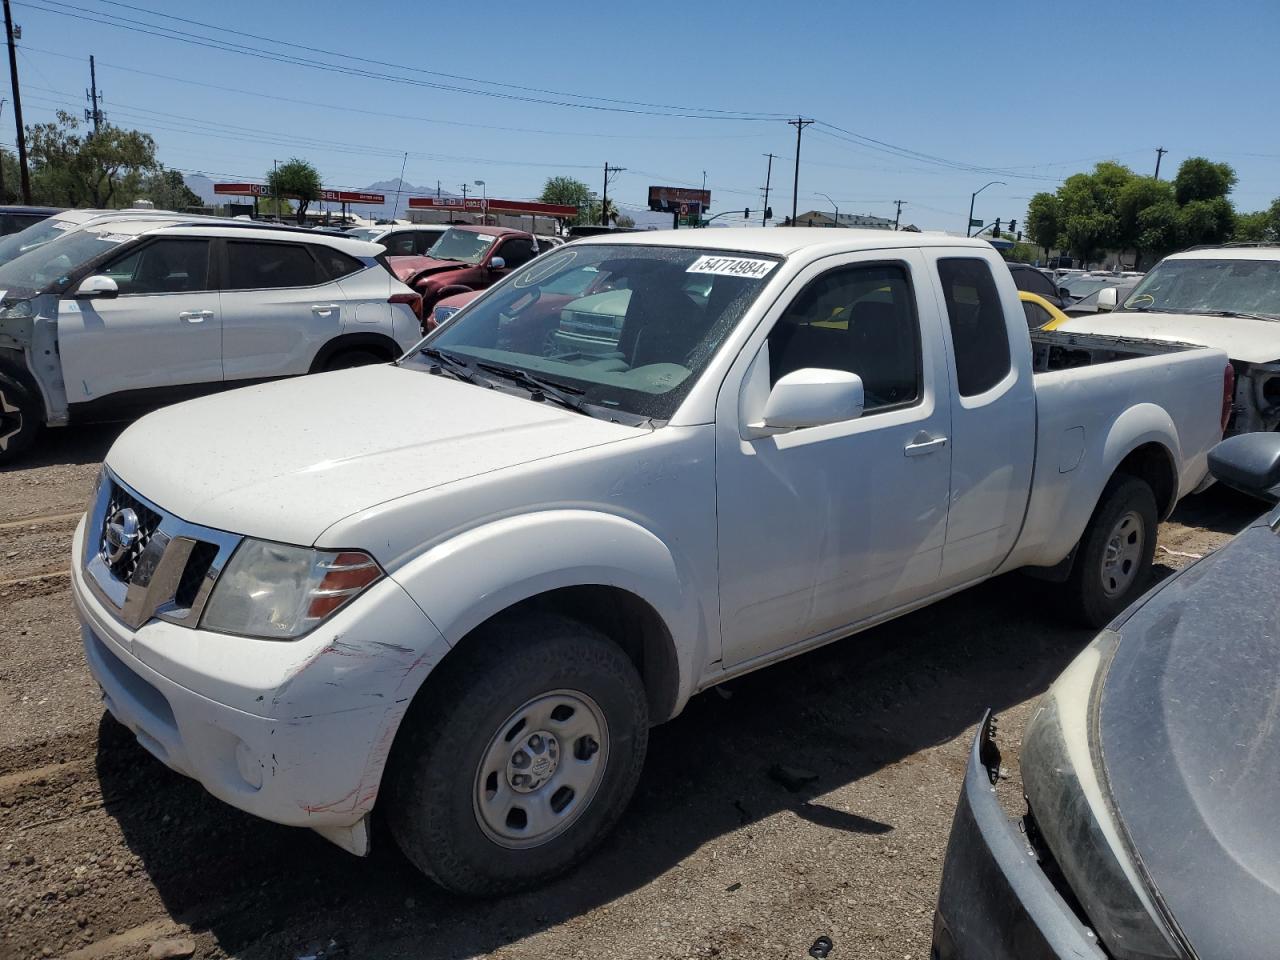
[936,257,1012,396]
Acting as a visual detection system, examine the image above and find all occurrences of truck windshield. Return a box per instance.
[425,228,498,264]
[403,244,780,420]
[0,226,130,297]
[1122,258,1280,319]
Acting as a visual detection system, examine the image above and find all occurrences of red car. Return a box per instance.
[387,225,544,327]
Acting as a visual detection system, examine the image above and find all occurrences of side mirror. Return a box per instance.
[1207,433,1280,498]
[74,275,119,299]
[1057,286,1072,300]
[747,368,864,438]
[488,256,506,272]
[1096,287,1118,311]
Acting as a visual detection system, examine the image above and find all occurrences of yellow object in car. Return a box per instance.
[1019,291,1071,331]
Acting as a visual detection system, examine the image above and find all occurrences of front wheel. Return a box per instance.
[386,613,649,895]
[1064,474,1158,628]
[323,349,385,371]
[0,370,42,465]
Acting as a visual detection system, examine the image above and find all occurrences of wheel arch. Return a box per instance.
[308,332,402,373]
[384,510,705,725]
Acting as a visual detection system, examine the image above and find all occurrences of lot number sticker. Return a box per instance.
[687,255,774,279]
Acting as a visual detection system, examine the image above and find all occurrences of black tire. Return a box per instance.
[385,612,649,896]
[322,349,385,371]
[1064,474,1159,628]
[0,370,42,465]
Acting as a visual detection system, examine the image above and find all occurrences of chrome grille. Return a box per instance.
[84,469,242,631]
[102,482,162,583]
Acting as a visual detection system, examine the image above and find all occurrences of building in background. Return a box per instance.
[793,211,895,229]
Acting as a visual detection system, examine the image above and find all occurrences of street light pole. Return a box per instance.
[474,179,486,223]
[816,192,838,228]
[966,181,1006,237]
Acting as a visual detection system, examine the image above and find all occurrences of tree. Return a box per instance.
[256,195,294,218]
[1025,192,1061,257]
[1057,169,1123,265]
[1116,176,1173,265]
[1234,199,1280,243]
[539,175,593,225]
[1178,197,1235,248]
[615,212,636,228]
[267,158,322,224]
[26,111,158,207]
[1174,157,1236,206]
[140,168,201,211]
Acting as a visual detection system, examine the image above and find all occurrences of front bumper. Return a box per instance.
[72,517,450,852]
[931,712,1106,960]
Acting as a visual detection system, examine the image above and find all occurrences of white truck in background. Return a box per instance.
[1054,244,1280,434]
[71,229,1230,896]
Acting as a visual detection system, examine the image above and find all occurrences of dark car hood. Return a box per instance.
[1099,517,1280,959]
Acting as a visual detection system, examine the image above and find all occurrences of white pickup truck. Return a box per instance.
[71,229,1230,895]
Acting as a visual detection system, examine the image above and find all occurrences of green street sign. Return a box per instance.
[969,217,983,227]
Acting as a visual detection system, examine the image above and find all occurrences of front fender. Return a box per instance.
[387,509,708,713]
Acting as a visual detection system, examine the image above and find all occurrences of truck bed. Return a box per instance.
[998,332,1229,574]
[1030,329,1203,373]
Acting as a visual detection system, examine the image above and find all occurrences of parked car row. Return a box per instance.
[71,227,1233,897]
[0,212,425,462]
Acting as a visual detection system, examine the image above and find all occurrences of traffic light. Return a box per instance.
[1008,219,1017,234]
[765,206,773,220]
[993,218,1001,238]
[783,216,792,227]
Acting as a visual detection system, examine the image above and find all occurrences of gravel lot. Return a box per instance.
[0,425,1261,960]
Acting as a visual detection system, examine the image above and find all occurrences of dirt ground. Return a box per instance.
[0,424,1263,960]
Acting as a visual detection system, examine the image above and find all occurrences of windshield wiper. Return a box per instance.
[418,346,485,384]
[1206,310,1280,322]
[473,361,592,414]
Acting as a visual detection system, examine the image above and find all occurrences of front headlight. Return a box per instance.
[433,304,461,326]
[1022,632,1182,959]
[200,540,382,640]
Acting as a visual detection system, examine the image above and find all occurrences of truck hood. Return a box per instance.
[1098,519,1280,959]
[1055,311,1280,364]
[105,365,639,548]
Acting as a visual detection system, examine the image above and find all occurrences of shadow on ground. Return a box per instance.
[0,422,125,472]
[95,486,1264,959]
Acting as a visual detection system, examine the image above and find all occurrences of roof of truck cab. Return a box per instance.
[579,227,996,257]
[1164,245,1280,261]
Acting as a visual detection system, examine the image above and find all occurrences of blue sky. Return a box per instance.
[5,0,1278,230]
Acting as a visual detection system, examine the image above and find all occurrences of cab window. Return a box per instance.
[767,262,921,413]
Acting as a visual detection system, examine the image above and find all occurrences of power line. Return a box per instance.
[13,0,786,121]
[18,44,772,143]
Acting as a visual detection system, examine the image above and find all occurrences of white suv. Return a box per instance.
[0,218,424,462]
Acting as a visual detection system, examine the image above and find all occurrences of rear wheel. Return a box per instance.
[322,349,385,371]
[386,613,648,895]
[1064,474,1158,628]
[0,370,41,465]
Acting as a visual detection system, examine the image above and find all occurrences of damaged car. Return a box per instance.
[1054,245,1280,434]
[933,430,1280,960]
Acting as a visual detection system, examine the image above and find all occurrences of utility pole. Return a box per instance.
[0,99,7,203]
[86,54,102,134]
[893,199,906,231]
[1154,146,1168,180]
[761,153,774,226]
[787,117,813,226]
[271,158,278,220]
[3,0,29,204]
[601,162,624,226]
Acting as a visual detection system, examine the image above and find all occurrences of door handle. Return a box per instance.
[179,310,214,323]
[311,304,340,315]
[904,434,948,457]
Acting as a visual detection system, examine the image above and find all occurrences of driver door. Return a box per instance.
[58,237,221,407]
[715,251,953,668]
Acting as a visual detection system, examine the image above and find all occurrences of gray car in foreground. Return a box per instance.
[932,431,1280,960]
